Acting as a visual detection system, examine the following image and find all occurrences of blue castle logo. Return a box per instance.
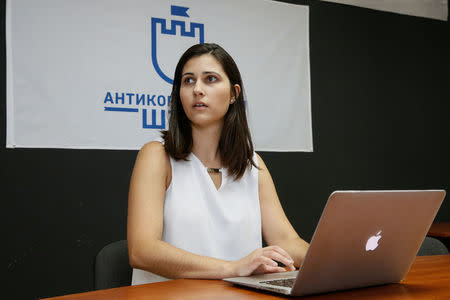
[103,5,205,130]
[151,5,205,84]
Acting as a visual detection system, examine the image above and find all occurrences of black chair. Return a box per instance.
[94,240,132,290]
[417,236,449,256]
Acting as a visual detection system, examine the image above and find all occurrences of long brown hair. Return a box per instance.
[162,43,257,180]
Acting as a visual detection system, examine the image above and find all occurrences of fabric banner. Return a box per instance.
[322,0,448,21]
[6,0,312,151]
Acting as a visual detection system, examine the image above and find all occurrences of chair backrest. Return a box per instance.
[94,240,132,290]
[417,236,449,256]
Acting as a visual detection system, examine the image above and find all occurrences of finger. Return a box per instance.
[263,249,292,267]
[256,255,278,268]
[245,255,278,276]
[266,245,294,263]
[263,248,294,267]
[245,255,276,275]
[284,264,296,271]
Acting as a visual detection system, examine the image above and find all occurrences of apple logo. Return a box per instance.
[365,230,382,251]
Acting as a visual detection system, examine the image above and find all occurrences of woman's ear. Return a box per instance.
[233,84,241,99]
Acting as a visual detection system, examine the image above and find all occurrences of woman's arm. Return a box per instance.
[127,142,292,279]
[257,154,309,268]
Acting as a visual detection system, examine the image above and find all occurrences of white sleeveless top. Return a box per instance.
[131,152,262,285]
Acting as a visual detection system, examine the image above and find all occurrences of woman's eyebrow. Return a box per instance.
[203,71,220,76]
[182,71,221,77]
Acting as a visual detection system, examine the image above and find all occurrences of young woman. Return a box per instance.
[127,43,309,285]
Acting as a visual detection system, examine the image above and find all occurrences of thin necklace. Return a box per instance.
[207,167,221,174]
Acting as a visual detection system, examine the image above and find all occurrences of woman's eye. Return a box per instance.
[207,75,217,82]
[184,77,194,84]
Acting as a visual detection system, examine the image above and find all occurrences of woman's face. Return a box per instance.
[179,54,239,128]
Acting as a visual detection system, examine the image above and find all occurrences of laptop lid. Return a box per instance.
[291,190,445,296]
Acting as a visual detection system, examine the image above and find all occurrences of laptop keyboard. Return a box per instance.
[260,278,296,288]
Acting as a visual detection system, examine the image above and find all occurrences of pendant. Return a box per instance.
[207,167,221,174]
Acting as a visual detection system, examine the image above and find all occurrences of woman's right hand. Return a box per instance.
[229,245,296,277]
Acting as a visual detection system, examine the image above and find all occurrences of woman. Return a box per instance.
[127,43,309,285]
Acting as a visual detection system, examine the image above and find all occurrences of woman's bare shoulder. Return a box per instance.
[139,141,166,157]
[135,141,171,188]
[255,153,267,171]
[141,140,165,152]
[137,141,170,169]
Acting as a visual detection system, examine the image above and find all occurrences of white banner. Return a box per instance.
[7,0,313,151]
[322,0,448,21]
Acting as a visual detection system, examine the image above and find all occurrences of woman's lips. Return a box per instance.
[193,102,208,109]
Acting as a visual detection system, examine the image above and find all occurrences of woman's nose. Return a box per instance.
[193,81,205,96]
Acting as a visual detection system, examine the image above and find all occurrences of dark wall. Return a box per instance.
[1,1,449,299]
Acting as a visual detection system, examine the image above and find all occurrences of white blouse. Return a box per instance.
[132,152,262,285]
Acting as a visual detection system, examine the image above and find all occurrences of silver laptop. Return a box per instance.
[223,190,445,296]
